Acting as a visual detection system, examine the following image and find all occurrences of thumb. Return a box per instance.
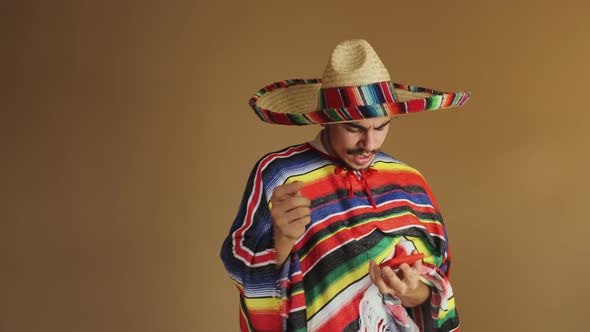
[284,181,304,196]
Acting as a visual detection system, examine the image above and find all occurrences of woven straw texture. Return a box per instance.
[250,40,470,125]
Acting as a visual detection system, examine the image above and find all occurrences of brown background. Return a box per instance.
[2,0,590,331]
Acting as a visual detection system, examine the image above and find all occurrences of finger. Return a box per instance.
[288,217,311,239]
[287,181,304,192]
[399,263,421,291]
[399,263,420,281]
[399,263,413,275]
[411,249,423,273]
[282,196,311,211]
[272,206,310,227]
[274,181,304,200]
[292,215,311,227]
[414,256,423,273]
[368,260,376,283]
[373,264,393,295]
[274,215,310,239]
[283,206,311,224]
[271,197,311,221]
[382,266,406,294]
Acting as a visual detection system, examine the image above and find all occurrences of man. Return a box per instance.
[220,39,470,332]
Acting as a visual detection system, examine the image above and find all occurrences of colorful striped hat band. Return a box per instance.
[249,39,471,125]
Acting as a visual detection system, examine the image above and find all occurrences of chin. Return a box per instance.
[348,162,371,170]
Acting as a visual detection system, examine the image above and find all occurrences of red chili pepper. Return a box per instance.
[379,253,424,269]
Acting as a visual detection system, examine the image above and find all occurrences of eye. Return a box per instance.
[375,123,390,131]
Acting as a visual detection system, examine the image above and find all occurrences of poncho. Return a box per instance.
[220,142,459,332]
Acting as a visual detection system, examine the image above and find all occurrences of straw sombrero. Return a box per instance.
[249,39,471,125]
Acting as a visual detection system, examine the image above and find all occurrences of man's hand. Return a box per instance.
[270,181,311,267]
[368,250,430,307]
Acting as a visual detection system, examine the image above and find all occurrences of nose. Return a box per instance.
[361,131,376,152]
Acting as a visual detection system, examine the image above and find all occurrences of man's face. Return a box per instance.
[323,117,391,170]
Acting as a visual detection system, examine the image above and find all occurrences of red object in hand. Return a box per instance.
[379,253,424,269]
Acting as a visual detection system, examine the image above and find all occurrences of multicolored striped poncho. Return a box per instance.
[220,140,459,332]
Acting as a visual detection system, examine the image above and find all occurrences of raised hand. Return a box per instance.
[270,181,311,266]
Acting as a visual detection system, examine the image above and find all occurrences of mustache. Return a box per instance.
[346,148,380,156]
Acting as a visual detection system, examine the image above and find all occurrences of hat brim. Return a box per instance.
[249,79,471,125]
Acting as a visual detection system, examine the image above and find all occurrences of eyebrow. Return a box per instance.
[344,120,391,131]
[375,120,391,129]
